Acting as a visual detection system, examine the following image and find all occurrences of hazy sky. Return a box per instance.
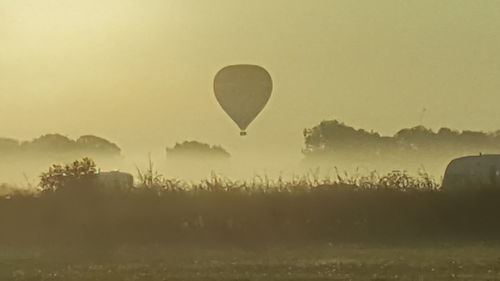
[2,0,500,158]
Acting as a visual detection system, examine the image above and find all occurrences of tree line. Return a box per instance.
[2,121,499,166]
[0,134,121,158]
[303,120,500,167]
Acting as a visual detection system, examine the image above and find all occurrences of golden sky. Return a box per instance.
[2,0,500,158]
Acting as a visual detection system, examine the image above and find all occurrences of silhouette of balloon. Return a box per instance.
[214,65,273,136]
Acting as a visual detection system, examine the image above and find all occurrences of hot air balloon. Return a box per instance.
[214,65,273,136]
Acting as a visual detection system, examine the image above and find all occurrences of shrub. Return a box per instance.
[39,157,98,192]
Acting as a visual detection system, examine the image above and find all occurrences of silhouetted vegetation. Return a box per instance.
[303,120,500,172]
[39,158,98,192]
[1,160,500,281]
[164,141,231,179]
[0,135,121,183]
[0,134,121,159]
[166,140,230,159]
[2,159,500,255]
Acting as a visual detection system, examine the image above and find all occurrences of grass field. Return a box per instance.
[2,244,500,280]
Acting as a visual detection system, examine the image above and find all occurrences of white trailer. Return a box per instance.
[94,171,134,189]
[442,154,500,190]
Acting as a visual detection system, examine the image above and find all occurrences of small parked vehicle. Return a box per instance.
[93,171,134,189]
[442,154,500,190]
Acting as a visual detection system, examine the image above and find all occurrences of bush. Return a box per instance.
[39,157,98,192]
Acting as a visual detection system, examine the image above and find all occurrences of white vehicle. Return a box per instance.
[94,171,134,189]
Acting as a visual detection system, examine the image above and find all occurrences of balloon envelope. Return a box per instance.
[214,65,272,135]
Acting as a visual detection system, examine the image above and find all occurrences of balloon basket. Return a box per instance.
[240,131,247,136]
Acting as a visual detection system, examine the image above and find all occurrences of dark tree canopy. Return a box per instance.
[0,134,121,158]
[166,141,230,159]
[21,134,77,152]
[303,120,500,168]
[76,135,121,155]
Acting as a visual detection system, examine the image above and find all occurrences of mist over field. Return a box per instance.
[3,1,500,280]
[3,120,500,187]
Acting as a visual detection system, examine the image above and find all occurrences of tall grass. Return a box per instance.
[0,166,499,253]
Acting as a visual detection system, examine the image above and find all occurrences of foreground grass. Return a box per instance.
[2,244,500,280]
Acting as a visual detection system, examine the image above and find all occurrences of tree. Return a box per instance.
[76,135,121,155]
[302,119,500,170]
[303,120,383,157]
[166,141,230,159]
[22,134,77,153]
